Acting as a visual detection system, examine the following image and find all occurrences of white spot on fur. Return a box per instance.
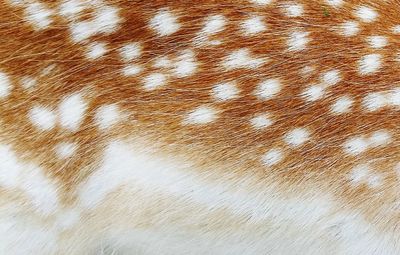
[355,6,378,23]
[362,92,387,111]
[119,43,141,62]
[241,16,266,35]
[331,96,353,114]
[392,25,400,34]
[300,65,315,77]
[122,64,142,77]
[202,15,226,34]
[150,9,180,36]
[389,88,400,106]
[340,21,360,37]
[20,76,37,90]
[325,0,343,8]
[143,73,167,90]
[302,85,324,102]
[349,164,370,186]
[343,136,369,156]
[184,106,217,124]
[212,82,239,101]
[255,79,281,100]
[153,56,172,68]
[321,69,341,86]
[29,105,56,131]
[70,21,96,42]
[174,50,197,78]
[368,130,391,147]
[250,0,273,5]
[68,4,120,42]
[95,104,121,130]
[283,2,304,17]
[59,0,85,19]
[284,128,310,147]
[59,93,88,131]
[349,164,382,188]
[262,148,283,166]
[25,2,53,30]
[367,36,388,49]
[86,42,107,60]
[358,54,382,75]
[287,30,309,51]
[222,48,265,70]
[0,72,11,98]
[55,142,77,159]
[93,5,121,34]
[250,114,273,129]
[6,0,24,6]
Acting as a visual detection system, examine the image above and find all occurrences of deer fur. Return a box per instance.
[1,0,400,254]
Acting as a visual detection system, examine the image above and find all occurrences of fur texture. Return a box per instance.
[1,0,400,254]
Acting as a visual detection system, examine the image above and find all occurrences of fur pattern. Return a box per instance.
[1,0,400,254]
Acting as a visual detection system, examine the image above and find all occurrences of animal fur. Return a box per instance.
[1,0,400,254]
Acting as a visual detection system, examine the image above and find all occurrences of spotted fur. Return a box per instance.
[1,0,400,254]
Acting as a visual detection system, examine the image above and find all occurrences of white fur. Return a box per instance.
[358,54,382,75]
[143,73,167,90]
[331,96,353,114]
[25,2,53,30]
[355,6,378,23]
[29,105,57,131]
[250,0,273,5]
[202,15,226,35]
[368,130,392,147]
[321,69,341,86]
[173,50,197,78]
[343,136,369,156]
[184,106,217,124]
[261,148,283,166]
[122,64,142,77]
[150,9,180,37]
[75,139,400,254]
[349,164,382,188]
[284,128,310,147]
[255,78,281,100]
[0,144,59,215]
[59,93,88,131]
[86,42,107,60]
[59,0,85,19]
[325,0,343,8]
[241,16,266,35]
[340,21,360,37]
[283,3,303,17]
[119,43,142,62]
[302,85,324,102]
[95,104,121,130]
[55,142,77,159]
[367,36,388,49]
[362,92,387,111]
[68,3,120,42]
[389,88,400,106]
[222,48,265,70]
[0,72,11,98]
[20,76,37,90]
[287,30,309,51]
[212,82,239,101]
[392,25,400,34]
[250,113,273,129]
